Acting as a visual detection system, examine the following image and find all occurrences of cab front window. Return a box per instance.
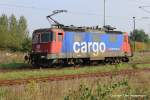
[41,32,53,42]
[32,33,41,44]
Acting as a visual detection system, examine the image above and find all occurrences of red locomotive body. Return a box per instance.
[27,26,132,67]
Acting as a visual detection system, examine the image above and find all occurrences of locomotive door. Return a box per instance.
[56,32,63,53]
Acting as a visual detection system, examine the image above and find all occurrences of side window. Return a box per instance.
[37,34,40,43]
[49,32,53,41]
[41,33,50,42]
[58,33,63,41]
[53,32,56,41]
[32,32,54,43]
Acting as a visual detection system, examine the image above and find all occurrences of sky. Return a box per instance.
[0,0,150,36]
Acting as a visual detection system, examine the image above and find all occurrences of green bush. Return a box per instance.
[64,79,129,100]
[0,14,31,52]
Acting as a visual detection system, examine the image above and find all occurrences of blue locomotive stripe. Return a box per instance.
[100,34,123,50]
[61,32,124,53]
[61,32,74,53]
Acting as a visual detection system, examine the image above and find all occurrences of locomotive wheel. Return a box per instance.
[112,58,115,65]
[114,58,119,64]
[112,58,122,65]
[116,58,121,64]
[105,58,119,65]
[122,57,129,62]
[108,58,113,65]
[82,59,90,65]
[31,60,41,68]
[104,58,111,64]
[74,59,82,67]
[104,58,109,64]
[60,60,68,67]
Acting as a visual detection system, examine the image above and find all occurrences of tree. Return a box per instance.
[18,16,28,38]
[8,14,24,51]
[9,14,17,34]
[0,14,8,31]
[0,14,31,52]
[18,16,31,52]
[0,14,9,48]
[21,37,32,52]
[130,29,149,43]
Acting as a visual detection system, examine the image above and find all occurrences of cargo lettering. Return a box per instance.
[73,42,106,53]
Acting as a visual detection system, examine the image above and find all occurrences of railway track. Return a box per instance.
[0,61,149,86]
[0,61,150,72]
[0,68,150,86]
[129,61,150,64]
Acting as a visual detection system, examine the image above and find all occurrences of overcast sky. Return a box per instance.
[0,0,150,35]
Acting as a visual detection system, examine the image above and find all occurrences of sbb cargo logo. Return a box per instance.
[73,42,106,54]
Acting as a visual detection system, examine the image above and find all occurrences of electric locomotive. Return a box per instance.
[26,10,132,67]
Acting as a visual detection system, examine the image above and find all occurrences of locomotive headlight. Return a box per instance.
[36,45,40,49]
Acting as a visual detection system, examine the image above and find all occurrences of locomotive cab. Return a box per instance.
[32,29,53,53]
[32,28,64,54]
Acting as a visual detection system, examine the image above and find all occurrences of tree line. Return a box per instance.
[0,14,149,52]
[130,29,150,51]
[0,14,31,52]
[130,29,150,43]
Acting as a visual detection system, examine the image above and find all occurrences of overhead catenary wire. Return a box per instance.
[130,0,146,4]
[139,6,150,14]
[0,3,137,21]
[0,3,48,10]
[0,2,149,28]
[125,0,146,7]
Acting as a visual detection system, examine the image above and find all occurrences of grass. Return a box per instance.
[0,63,29,69]
[0,50,24,64]
[131,52,150,62]
[0,52,149,100]
[0,71,149,100]
[0,63,149,80]
[0,51,149,80]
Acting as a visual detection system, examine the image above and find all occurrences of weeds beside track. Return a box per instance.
[0,68,150,86]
